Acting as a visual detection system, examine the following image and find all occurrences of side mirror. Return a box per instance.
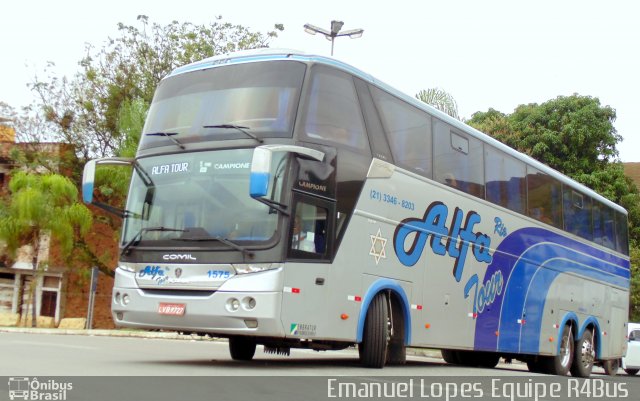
[249,144,324,198]
[82,157,135,204]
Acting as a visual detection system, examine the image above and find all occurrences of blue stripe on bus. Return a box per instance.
[474,227,629,353]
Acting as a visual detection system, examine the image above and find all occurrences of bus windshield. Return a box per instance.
[140,60,306,149]
[122,149,286,248]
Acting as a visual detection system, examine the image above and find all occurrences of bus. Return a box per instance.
[82,48,630,376]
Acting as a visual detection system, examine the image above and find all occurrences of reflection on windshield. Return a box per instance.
[140,61,306,149]
[122,149,286,248]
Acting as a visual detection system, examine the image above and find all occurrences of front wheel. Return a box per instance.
[570,328,595,377]
[229,336,257,361]
[359,293,389,368]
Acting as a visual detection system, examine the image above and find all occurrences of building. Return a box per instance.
[0,118,117,328]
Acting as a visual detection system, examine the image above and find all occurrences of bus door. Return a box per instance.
[281,151,336,339]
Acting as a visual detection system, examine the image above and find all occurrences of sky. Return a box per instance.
[1,0,639,161]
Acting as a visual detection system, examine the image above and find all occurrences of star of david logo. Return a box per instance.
[369,228,387,265]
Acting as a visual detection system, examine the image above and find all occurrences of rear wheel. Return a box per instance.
[441,349,460,364]
[542,324,574,375]
[602,359,620,376]
[229,336,256,361]
[570,328,595,377]
[359,293,389,368]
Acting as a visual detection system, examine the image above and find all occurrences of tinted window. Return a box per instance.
[563,188,593,240]
[353,79,393,162]
[593,201,616,249]
[615,211,629,255]
[433,120,484,198]
[485,146,526,213]
[527,167,562,228]
[142,61,306,148]
[370,86,432,176]
[302,66,369,153]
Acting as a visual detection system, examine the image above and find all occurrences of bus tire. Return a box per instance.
[542,324,573,376]
[441,349,460,364]
[386,297,406,365]
[359,293,389,368]
[229,336,256,361]
[475,352,500,368]
[602,359,620,376]
[570,328,595,377]
[624,368,639,375]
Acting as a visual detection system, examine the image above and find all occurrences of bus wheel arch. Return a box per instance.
[357,281,412,368]
[542,320,576,375]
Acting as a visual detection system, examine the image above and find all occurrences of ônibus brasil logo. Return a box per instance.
[8,377,73,400]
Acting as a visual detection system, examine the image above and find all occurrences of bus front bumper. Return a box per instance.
[111,268,285,337]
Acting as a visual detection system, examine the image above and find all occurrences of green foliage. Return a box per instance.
[29,15,282,161]
[0,171,93,259]
[630,245,640,321]
[468,94,640,320]
[416,88,459,120]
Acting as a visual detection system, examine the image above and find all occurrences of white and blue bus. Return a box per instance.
[83,49,630,376]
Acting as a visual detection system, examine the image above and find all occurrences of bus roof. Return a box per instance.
[166,48,627,215]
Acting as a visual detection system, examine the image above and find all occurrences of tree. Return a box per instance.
[29,15,284,160]
[468,94,640,320]
[416,88,459,120]
[0,171,92,326]
[470,95,619,176]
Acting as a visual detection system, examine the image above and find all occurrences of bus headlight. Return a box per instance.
[232,263,281,275]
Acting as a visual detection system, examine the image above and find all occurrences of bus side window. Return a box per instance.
[593,201,616,249]
[369,85,432,177]
[302,66,369,153]
[563,188,593,241]
[484,146,526,214]
[615,211,629,255]
[526,167,562,228]
[433,120,484,198]
[289,200,329,256]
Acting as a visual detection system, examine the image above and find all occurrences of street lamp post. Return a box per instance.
[303,20,364,56]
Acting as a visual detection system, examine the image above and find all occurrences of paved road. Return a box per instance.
[0,331,535,376]
[2,331,637,401]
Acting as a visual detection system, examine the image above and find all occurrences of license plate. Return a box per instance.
[158,303,186,316]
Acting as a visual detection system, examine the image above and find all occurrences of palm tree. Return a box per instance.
[416,88,459,120]
[0,171,92,326]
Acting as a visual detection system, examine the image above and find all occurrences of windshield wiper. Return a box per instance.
[121,226,186,257]
[145,132,186,149]
[203,124,263,143]
[172,234,254,258]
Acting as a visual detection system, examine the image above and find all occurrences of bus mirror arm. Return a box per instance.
[254,196,290,216]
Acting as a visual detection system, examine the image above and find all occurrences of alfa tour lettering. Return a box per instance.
[393,202,493,282]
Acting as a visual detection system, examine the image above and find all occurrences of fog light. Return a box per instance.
[226,298,240,312]
[242,297,256,310]
[244,319,258,328]
[114,292,121,304]
[116,312,123,320]
[122,294,130,305]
